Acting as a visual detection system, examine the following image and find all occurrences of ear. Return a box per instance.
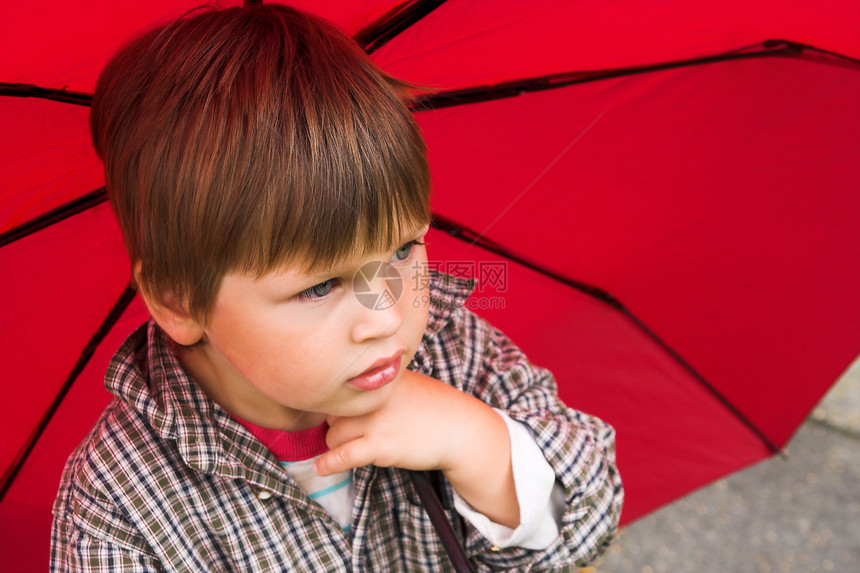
[134,261,205,346]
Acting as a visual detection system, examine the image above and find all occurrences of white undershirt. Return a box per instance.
[280,411,562,549]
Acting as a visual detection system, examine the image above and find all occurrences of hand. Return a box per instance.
[314,369,472,476]
[314,369,520,528]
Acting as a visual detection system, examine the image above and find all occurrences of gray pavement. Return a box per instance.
[596,356,860,573]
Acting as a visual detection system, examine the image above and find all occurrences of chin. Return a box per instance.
[344,384,396,415]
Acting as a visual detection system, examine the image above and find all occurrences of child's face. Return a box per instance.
[178,225,432,430]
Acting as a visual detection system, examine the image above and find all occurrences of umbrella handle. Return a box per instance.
[407,470,476,573]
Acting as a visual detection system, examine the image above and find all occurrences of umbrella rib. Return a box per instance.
[0,187,108,247]
[355,0,448,55]
[0,83,92,106]
[619,310,783,457]
[431,215,783,456]
[0,283,136,502]
[411,40,859,111]
[3,42,856,113]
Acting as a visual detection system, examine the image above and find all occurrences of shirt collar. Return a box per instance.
[423,270,477,336]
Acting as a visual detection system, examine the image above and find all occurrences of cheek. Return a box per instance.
[403,284,431,338]
[240,337,328,398]
[277,325,345,372]
[211,316,306,376]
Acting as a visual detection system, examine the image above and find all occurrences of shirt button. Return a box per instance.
[256,489,273,500]
[490,545,500,552]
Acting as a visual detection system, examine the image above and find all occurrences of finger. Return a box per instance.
[314,439,372,476]
[324,417,365,450]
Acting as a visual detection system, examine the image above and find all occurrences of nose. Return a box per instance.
[350,263,405,343]
[350,296,404,343]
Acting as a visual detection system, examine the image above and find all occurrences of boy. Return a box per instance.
[51,5,622,571]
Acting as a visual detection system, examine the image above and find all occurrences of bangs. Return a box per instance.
[224,6,432,277]
[246,135,432,276]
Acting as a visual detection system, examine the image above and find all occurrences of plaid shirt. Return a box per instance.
[51,273,622,572]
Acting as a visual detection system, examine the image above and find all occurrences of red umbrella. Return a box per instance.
[2,1,859,570]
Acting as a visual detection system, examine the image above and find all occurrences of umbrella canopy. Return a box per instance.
[2,1,859,570]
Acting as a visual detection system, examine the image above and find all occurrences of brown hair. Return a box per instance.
[91,4,430,316]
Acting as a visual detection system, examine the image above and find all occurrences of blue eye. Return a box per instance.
[393,240,424,262]
[297,279,337,300]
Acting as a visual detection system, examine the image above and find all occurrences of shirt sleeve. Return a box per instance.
[451,410,562,550]
[449,308,624,571]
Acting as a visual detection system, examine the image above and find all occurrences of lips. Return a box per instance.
[347,352,404,391]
